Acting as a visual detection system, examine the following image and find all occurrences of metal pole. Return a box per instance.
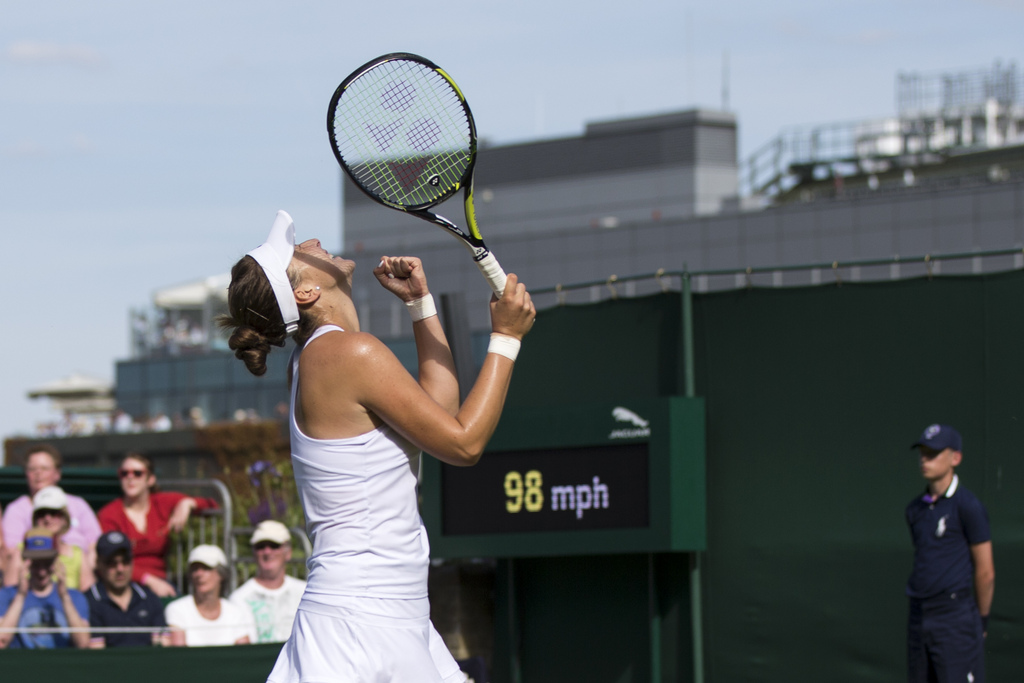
[682,270,705,683]
[649,553,662,682]
[682,270,695,398]
[508,559,521,683]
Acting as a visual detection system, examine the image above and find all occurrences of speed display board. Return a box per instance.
[421,397,705,558]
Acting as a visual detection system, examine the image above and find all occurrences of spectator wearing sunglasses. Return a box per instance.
[229,520,306,643]
[86,531,168,648]
[97,454,218,598]
[2,444,102,588]
[19,487,94,591]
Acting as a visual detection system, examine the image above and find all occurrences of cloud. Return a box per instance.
[5,41,103,66]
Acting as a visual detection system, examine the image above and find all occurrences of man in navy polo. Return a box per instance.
[905,424,995,683]
[86,531,168,647]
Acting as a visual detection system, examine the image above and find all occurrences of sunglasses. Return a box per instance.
[253,542,283,551]
[119,468,147,479]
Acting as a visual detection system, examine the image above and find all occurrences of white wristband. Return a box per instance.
[405,294,437,322]
[488,333,521,362]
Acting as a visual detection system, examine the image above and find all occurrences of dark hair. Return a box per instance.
[119,453,159,493]
[22,443,63,470]
[218,256,319,375]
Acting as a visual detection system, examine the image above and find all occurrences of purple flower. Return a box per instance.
[247,460,282,487]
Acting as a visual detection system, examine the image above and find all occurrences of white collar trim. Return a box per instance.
[945,473,959,497]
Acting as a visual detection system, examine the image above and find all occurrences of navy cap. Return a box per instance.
[96,531,133,560]
[911,424,962,452]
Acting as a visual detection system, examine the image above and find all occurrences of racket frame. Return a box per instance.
[327,52,506,296]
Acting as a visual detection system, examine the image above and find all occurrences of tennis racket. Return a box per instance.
[327,52,507,297]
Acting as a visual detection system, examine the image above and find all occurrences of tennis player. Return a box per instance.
[220,211,534,682]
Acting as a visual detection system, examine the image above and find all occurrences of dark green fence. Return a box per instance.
[488,269,1023,682]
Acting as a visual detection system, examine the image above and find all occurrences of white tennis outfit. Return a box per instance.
[268,325,466,683]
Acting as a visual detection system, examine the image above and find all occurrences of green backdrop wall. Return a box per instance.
[488,270,1023,682]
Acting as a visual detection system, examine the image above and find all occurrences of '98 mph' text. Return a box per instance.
[505,470,610,519]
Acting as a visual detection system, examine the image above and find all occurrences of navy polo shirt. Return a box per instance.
[86,581,167,647]
[905,475,990,600]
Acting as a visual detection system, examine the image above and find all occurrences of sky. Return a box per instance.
[2,0,1022,441]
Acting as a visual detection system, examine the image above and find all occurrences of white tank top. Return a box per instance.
[290,325,430,600]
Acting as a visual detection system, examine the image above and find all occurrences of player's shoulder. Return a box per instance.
[303,330,399,376]
[304,329,386,359]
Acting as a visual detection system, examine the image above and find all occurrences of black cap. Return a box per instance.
[911,424,963,452]
[96,531,133,560]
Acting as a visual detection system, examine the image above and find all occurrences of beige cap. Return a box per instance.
[32,485,68,511]
[251,520,291,545]
[187,544,227,569]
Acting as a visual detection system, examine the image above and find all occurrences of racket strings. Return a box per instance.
[331,59,472,207]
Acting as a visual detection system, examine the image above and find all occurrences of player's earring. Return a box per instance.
[315,286,321,291]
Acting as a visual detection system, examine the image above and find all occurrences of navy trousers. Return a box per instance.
[908,590,985,683]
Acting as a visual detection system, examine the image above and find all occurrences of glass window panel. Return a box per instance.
[146,361,172,392]
[194,356,229,390]
[117,362,144,394]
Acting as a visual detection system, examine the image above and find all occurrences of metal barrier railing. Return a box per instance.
[164,478,233,594]
[530,246,1024,304]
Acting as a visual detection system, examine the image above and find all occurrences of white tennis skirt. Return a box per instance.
[267,594,468,683]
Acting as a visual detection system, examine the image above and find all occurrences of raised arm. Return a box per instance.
[374,256,459,414]
[301,273,534,466]
[0,561,29,648]
[54,563,90,649]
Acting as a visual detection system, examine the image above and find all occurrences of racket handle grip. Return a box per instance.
[476,252,507,298]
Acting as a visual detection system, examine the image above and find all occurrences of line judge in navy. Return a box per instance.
[905,424,994,683]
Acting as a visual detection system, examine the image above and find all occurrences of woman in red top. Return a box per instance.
[97,453,218,597]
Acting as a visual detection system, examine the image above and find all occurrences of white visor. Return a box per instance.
[247,210,300,335]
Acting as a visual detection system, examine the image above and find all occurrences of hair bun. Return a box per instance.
[228,326,272,376]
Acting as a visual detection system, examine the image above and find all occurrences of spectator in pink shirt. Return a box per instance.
[2,445,102,588]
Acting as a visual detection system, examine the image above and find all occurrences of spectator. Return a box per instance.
[97,453,218,598]
[25,486,94,591]
[229,520,306,643]
[87,531,168,648]
[112,410,135,434]
[0,527,90,649]
[165,545,255,646]
[1,444,101,582]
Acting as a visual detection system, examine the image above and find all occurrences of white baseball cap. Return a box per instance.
[246,210,299,335]
[32,485,68,511]
[250,520,291,546]
[187,544,228,569]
